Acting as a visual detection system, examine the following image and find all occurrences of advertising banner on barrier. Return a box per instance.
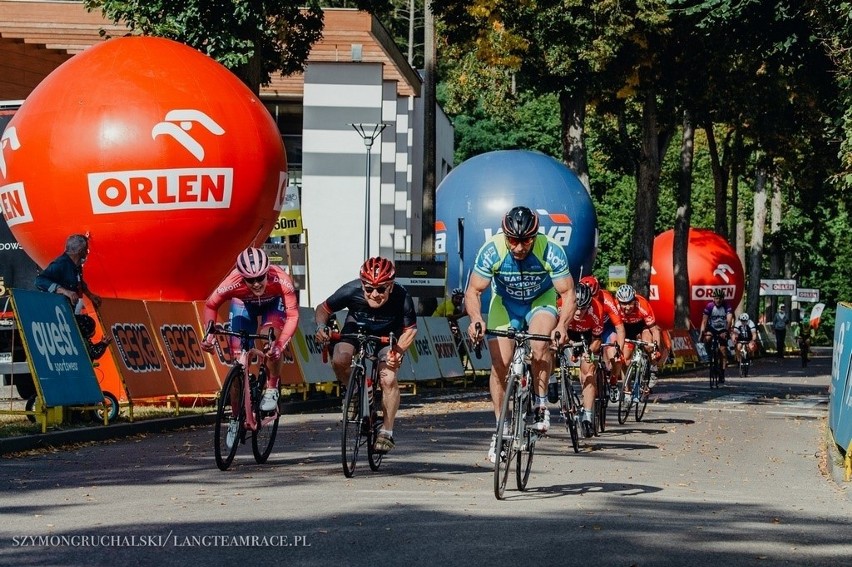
[455,315,492,371]
[10,289,104,406]
[667,329,699,365]
[401,321,442,382]
[144,301,221,395]
[289,307,334,384]
[98,298,177,399]
[421,317,465,379]
[829,303,852,453]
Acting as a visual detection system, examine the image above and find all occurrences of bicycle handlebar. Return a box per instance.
[205,321,275,344]
[484,328,553,342]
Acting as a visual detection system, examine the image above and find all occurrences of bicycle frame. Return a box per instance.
[618,337,656,424]
[206,323,275,431]
[328,325,394,477]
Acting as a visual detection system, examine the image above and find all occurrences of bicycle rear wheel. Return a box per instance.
[709,351,719,388]
[516,382,535,491]
[561,374,580,453]
[618,366,636,424]
[341,368,364,478]
[494,375,519,500]
[214,366,244,471]
[252,374,280,464]
[635,368,651,422]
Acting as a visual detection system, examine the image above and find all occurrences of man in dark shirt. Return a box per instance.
[314,257,417,454]
[35,234,102,313]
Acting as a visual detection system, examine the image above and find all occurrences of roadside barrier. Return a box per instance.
[829,303,852,481]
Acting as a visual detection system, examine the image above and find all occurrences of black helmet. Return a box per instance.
[502,206,539,240]
[576,283,593,309]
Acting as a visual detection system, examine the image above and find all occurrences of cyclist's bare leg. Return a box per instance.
[489,336,513,420]
[331,342,356,385]
[579,358,596,411]
[528,309,557,399]
[377,362,400,431]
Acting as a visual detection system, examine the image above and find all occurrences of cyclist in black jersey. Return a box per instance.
[314,257,417,454]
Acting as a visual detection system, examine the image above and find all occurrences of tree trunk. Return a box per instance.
[747,165,768,320]
[704,123,729,238]
[673,110,694,330]
[769,174,784,314]
[629,89,671,296]
[559,88,590,193]
[420,3,436,256]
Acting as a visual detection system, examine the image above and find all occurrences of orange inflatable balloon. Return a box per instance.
[0,37,286,300]
[649,229,745,330]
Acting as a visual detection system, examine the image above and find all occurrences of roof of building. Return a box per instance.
[0,1,420,101]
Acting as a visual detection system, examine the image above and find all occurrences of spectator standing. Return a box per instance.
[773,304,789,358]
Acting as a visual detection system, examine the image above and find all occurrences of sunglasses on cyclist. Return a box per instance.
[618,300,634,307]
[505,236,533,247]
[363,284,389,294]
[244,275,266,285]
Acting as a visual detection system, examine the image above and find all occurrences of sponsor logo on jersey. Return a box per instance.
[111,323,162,372]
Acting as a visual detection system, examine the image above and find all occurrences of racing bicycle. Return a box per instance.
[554,339,584,453]
[736,339,751,377]
[324,323,394,478]
[705,332,723,388]
[618,338,657,424]
[206,322,280,471]
[481,326,553,500]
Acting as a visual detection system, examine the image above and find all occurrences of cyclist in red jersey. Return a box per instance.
[315,257,417,454]
[580,275,626,401]
[200,247,299,417]
[565,283,605,437]
[614,284,667,389]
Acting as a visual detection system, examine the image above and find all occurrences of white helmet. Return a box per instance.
[739,313,750,322]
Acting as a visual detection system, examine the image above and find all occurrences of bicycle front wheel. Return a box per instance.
[252,381,280,464]
[516,382,535,491]
[618,366,636,424]
[214,366,244,471]
[561,374,580,453]
[494,375,519,500]
[341,368,364,478]
[635,368,651,422]
[594,367,607,434]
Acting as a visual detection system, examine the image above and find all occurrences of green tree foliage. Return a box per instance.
[84,0,386,93]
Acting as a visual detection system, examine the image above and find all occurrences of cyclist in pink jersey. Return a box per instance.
[201,247,299,413]
[580,275,626,401]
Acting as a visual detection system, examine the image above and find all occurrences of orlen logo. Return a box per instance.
[483,209,573,245]
[435,220,447,254]
[87,109,233,214]
[160,324,206,371]
[692,285,736,300]
[0,127,33,227]
[31,306,80,372]
[111,323,162,373]
[649,284,660,301]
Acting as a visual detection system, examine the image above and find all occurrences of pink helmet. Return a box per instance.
[235,247,269,279]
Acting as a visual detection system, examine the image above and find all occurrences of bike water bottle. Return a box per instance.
[511,350,524,377]
[547,375,559,404]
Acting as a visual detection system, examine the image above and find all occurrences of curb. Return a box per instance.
[0,397,340,456]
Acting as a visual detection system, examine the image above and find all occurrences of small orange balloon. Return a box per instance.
[649,228,745,330]
[0,37,287,300]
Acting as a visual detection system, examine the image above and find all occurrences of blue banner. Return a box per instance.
[11,289,103,407]
[829,303,852,452]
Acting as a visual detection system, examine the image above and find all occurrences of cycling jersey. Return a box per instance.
[321,279,417,337]
[703,301,732,332]
[733,320,756,342]
[203,265,299,349]
[595,288,623,327]
[568,298,604,343]
[472,233,570,305]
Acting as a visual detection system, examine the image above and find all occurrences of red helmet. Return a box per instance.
[580,275,600,296]
[235,247,269,279]
[360,257,395,286]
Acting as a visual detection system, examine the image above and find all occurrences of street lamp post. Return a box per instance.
[351,123,387,259]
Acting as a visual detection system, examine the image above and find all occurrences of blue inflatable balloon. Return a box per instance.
[436,150,598,313]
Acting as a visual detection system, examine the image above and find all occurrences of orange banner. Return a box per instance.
[667,329,699,364]
[145,301,220,396]
[98,298,177,400]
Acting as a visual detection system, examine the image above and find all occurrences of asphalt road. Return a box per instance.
[1,349,849,567]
